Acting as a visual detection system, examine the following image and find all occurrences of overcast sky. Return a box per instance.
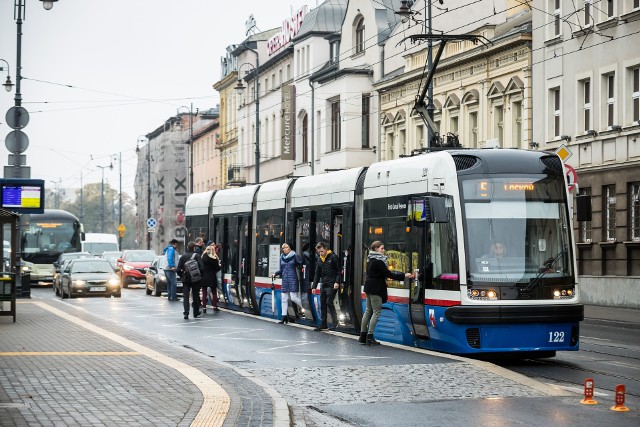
[0,0,310,199]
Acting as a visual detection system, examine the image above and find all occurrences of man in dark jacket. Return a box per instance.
[312,242,341,331]
[177,241,204,319]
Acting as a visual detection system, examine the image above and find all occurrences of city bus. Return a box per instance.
[187,149,585,356]
[21,209,83,285]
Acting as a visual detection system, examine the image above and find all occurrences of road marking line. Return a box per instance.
[31,301,229,427]
[258,342,316,351]
[551,384,609,397]
[0,351,140,356]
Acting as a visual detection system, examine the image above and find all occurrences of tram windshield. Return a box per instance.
[461,175,572,283]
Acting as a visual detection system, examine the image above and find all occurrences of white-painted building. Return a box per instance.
[532,0,640,307]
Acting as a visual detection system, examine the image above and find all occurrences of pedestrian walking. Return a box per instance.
[271,243,303,324]
[194,237,205,255]
[312,242,341,331]
[202,240,222,313]
[359,241,413,345]
[177,241,204,319]
[163,238,180,301]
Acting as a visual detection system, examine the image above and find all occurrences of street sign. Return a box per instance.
[556,144,573,163]
[118,224,126,238]
[5,106,29,130]
[147,227,157,233]
[565,164,578,192]
[146,218,157,228]
[5,130,29,154]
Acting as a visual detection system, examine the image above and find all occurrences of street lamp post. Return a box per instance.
[136,136,151,250]
[0,59,14,92]
[5,1,59,179]
[177,105,195,194]
[234,49,260,184]
[97,162,113,234]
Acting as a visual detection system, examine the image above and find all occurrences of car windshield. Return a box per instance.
[124,251,155,262]
[71,261,113,273]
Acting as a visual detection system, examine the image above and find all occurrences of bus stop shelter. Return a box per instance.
[0,208,19,322]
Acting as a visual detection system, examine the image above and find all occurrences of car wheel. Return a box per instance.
[145,285,152,295]
[113,293,121,298]
[154,282,161,297]
[54,284,60,296]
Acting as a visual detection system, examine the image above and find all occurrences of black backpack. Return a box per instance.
[184,254,201,282]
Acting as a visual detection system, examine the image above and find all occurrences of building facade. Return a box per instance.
[190,107,220,193]
[532,0,640,307]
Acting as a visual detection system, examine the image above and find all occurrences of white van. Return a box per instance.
[81,233,119,256]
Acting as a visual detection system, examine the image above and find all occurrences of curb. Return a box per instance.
[582,317,640,330]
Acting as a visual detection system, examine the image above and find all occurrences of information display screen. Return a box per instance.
[0,179,45,214]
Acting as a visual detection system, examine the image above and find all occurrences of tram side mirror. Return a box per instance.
[425,197,448,223]
[576,195,592,222]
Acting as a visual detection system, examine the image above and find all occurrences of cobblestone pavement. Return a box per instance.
[0,301,275,427]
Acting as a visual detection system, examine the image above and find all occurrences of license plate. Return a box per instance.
[90,286,106,292]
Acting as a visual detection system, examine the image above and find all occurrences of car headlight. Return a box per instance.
[22,265,32,273]
[72,280,86,286]
[159,275,167,282]
[108,277,120,286]
[122,264,134,271]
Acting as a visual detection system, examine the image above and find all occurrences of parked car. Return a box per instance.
[59,258,121,298]
[116,250,156,288]
[53,252,93,296]
[101,251,123,271]
[145,255,183,297]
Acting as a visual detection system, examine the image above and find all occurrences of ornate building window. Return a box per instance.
[355,16,365,54]
[630,183,640,241]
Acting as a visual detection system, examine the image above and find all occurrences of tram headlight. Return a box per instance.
[552,287,575,299]
[468,288,498,301]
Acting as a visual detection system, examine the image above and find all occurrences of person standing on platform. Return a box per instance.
[359,241,413,345]
[177,241,204,319]
[312,242,341,331]
[163,239,180,301]
[271,243,303,324]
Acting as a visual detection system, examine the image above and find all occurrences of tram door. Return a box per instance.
[332,208,355,328]
[293,210,316,320]
[408,198,430,340]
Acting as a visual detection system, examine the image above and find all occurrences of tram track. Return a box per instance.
[498,338,640,399]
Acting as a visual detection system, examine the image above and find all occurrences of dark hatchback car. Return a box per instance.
[53,252,93,296]
[145,255,183,297]
[59,258,121,298]
[117,250,156,288]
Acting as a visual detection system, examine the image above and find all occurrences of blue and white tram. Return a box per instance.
[184,190,216,244]
[253,179,295,319]
[186,149,584,356]
[288,168,366,330]
[210,185,259,312]
[361,149,582,355]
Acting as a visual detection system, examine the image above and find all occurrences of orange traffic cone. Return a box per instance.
[610,384,630,412]
[580,378,598,405]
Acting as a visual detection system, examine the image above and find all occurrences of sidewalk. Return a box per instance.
[0,300,282,427]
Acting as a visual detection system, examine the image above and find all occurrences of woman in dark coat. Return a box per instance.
[271,243,303,324]
[360,241,413,345]
[201,241,222,313]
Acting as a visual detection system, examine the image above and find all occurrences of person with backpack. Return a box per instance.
[177,241,204,319]
[163,239,180,301]
[271,243,303,324]
[312,241,341,331]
